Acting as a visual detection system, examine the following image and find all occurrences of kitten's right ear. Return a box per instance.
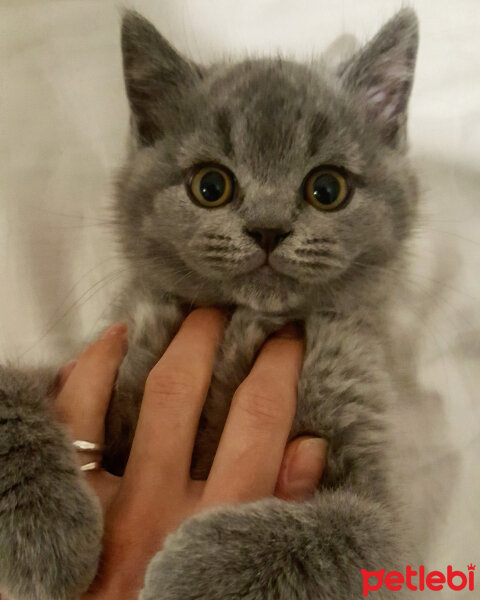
[121,11,201,146]
[338,9,419,149]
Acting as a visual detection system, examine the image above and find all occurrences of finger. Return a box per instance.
[52,360,77,396]
[204,326,303,505]
[123,309,225,490]
[274,436,327,501]
[55,324,127,444]
[86,470,121,513]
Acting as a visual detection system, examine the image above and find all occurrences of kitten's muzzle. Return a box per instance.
[245,226,291,254]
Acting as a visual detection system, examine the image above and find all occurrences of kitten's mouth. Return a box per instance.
[250,261,290,281]
[259,262,275,273]
[229,255,296,288]
[256,261,279,275]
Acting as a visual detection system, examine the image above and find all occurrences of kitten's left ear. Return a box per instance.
[121,11,202,146]
[339,9,419,149]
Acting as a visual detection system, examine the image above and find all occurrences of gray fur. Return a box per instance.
[0,366,102,600]
[0,8,422,600]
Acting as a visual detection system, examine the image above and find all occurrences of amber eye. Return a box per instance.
[303,167,350,211]
[187,164,235,208]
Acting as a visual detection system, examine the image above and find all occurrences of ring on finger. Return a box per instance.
[73,439,103,472]
[80,460,102,472]
[73,440,104,452]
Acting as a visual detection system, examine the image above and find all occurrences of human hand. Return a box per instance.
[54,309,327,599]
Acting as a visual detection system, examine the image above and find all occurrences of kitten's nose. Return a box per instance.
[245,227,291,253]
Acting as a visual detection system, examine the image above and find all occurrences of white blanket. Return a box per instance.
[1,1,479,596]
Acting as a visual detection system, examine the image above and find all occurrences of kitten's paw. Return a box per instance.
[0,367,103,600]
[141,492,399,600]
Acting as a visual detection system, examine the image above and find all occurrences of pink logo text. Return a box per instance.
[361,565,476,597]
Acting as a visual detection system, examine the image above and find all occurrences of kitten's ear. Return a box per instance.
[339,9,419,149]
[121,11,201,146]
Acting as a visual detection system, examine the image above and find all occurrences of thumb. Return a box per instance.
[275,436,327,502]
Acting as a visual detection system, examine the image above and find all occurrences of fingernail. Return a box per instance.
[274,322,303,339]
[286,438,327,499]
[102,323,127,339]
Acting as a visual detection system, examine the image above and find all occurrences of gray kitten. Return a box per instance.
[0,8,423,600]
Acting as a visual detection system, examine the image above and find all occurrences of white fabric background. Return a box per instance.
[1,1,479,597]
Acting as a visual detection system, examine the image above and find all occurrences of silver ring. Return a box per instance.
[80,460,102,472]
[73,440,104,452]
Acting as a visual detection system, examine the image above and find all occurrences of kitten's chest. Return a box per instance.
[191,312,296,477]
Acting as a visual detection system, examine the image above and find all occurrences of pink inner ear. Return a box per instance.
[339,10,418,146]
[368,84,401,122]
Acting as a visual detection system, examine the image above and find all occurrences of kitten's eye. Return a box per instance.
[187,164,235,208]
[303,167,351,211]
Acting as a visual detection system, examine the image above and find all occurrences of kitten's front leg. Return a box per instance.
[0,366,103,600]
[141,492,400,600]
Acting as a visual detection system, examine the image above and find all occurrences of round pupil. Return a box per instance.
[312,173,340,205]
[200,171,226,202]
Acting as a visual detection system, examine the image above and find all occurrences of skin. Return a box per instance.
[52,309,327,600]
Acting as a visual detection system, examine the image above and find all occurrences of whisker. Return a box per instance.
[18,267,128,360]
[352,258,478,303]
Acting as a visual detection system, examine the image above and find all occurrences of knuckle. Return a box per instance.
[145,368,196,405]
[234,385,284,427]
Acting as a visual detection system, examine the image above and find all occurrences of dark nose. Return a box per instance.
[245,227,291,253]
